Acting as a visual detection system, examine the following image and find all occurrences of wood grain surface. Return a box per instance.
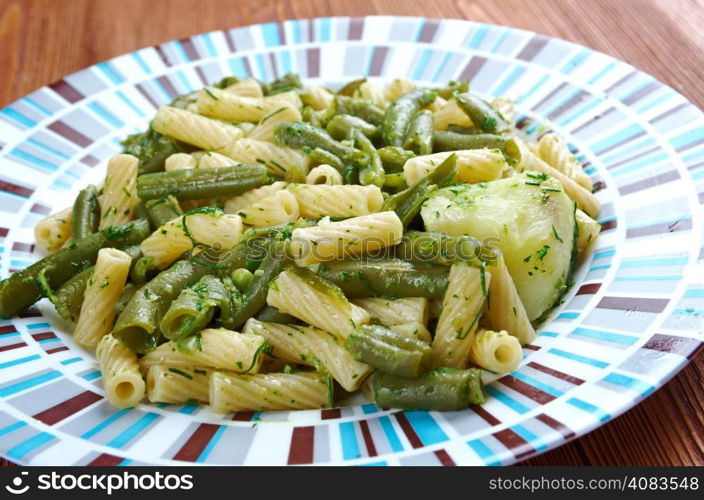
[0,0,702,466]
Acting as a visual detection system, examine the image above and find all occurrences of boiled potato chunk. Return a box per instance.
[421,171,576,321]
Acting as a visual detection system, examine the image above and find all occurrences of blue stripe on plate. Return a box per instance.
[106,412,160,449]
[116,90,146,117]
[467,438,501,466]
[404,411,448,445]
[9,149,59,171]
[22,97,52,116]
[603,373,654,396]
[26,137,71,159]
[0,421,27,438]
[0,355,41,370]
[572,327,639,345]
[567,397,610,422]
[512,423,548,452]
[339,422,360,460]
[548,348,609,368]
[0,370,62,397]
[196,425,226,462]
[132,52,151,74]
[511,372,565,397]
[7,432,55,460]
[484,386,530,414]
[261,22,281,46]
[0,108,37,127]
[81,409,131,439]
[97,62,123,84]
[620,256,689,267]
[378,416,403,452]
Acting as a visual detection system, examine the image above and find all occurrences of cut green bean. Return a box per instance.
[255,305,298,324]
[115,283,139,318]
[446,124,479,135]
[321,96,386,126]
[263,72,302,94]
[378,146,416,173]
[217,238,271,277]
[112,258,211,353]
[274,121,361,162]
[145,196,183,229]
[371,368,485,411]
[213,76,240,89]
[380,88,437,147]
[403,109,434,155]
[121,128,192,175]
[71,184,100,240]
[160,275,237,339]
[383,172,407,190]
[0,219,150,319]
[455,93,511,134]
[337,78,367,96]
[137,164,270,200]
[381,153,456,227]
[306,147,346,174]
[131,256,159,285]
[301,105,321,127]
[317,259,450,299]
[326,115,377,141]
[346,324,432,378]
[220,241,292,329]
[432,131,508,153]
[435,80,470,100]
[353,129,385,187]
[396,231,482,266]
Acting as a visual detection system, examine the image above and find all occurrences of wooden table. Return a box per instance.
[0,0,702,466]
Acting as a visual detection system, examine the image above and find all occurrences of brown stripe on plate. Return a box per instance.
[321,408,341,419]
[535,413,575,439]
[277,22,286,45]
[699,192,704,205]
[626,217,692,238]
[136,83,160,109]
[306,48,321,78]
[619,170,680,196]
[597,129,647,156]
[268,53,280,79]
[498,375,556,404]
[649,102,689,125]
[224,29,236,52]
[471,404,501,425]
[434,449,455,466]
[531,82,568,112]
[601,219,617,231]
[368,47,389,76]
[0,325,17,335]
[597,296,668,313]
[30,203,51,215]
[156,76,179,100]
[33,390,102,425]
[687,159,704,171]
[622,81,660,106]
[572,108,616,135]
[45,347,69,354]
[47,121,92,148]
[643,334,701,358]
[547,89,590,120]
[604,71,638,94]
[48,80,84,104]
[242,57,254,77]
[231,411,255,421]
[19,309,42,318]
[676,136,704,153]
[173,423,220,462]
[194,66,209,86]
[592,180,607,192]
[527,361,585,385]
[576,283,601,295]
[493,428,533,459]
[516,34,548,61]
[0,227,8,237]
[31,332,57,342]
[0,180,33,198]
[153,45,173,66]
[458,56,487,82]
[606,145,660,170]
[418,19,439,43]
[88,453,125,466]
[179,38,200,61]
[358,420,377,457]
[347,17,364,40]
[81,154,100,167]
[287,426,315,464]
[394,412,423,448]
[523,344,540,351]
[0,342,27,352]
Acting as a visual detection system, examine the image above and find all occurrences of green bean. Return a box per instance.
[380,88,437,147]
[346,324,432,378]
[381,153,456,227]
[115,283,139,318]
[274,121,361,162]
[384,172,407,190]
[263,72,302,94]
[378,146,415,173]
[435,80,470,100]
[213,76,241,89]
[326,115,377,141]
[446,124,479,135]
[121,128,192,175]
[396,231,482,266]
[137,164,270,200]
[160,275,237,339]
[112,258,211,353]
[48,244,143,321]
[0,219,150,319]
[231,268,254,292]
[432,131,507,153]
[145,196,183,229]
[131,256,159,285]
[317,259,449,299]
[71,184,100,240]
[353,130,385,187]
[337,78,367,96]
[321,96,385,126]
[170,91,198,110]
[221,241,292,329]
[455,93,511,134]
[255,305,298,324]
[306,147,346,174]
[371,368,485,410]
[301,105,321,127]
[217,238,271,277]
[403,109,434,155]
[134,201,150,221]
